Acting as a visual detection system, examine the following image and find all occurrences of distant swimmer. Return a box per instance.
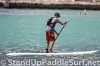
[84,9,86,15]
[78,11,82,15]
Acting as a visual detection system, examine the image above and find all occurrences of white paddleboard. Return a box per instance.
[6,50,98,56]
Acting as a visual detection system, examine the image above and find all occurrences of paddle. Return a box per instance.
[55,23,67,42]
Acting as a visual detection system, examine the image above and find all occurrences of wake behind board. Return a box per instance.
[6,50,98,56]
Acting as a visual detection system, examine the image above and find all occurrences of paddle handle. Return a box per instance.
[55,23,66,41]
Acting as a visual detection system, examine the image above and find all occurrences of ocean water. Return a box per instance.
[0,8,100,66]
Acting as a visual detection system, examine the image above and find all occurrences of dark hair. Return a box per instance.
[55,12,60,17]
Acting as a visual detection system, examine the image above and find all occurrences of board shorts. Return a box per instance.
[46,31,55,41]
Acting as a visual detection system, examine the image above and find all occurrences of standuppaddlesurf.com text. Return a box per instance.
[1,58,100,66]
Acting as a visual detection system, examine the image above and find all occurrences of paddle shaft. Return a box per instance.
[55,23,67,41]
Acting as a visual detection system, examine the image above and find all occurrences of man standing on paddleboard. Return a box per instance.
[45,12,69,53]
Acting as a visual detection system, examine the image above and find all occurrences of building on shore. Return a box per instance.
[2,0,99,3]
[0,0,100,9]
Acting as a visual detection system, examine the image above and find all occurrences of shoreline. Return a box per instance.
[0,1,100,10]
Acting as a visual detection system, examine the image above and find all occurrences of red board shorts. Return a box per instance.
[46,31,55,41]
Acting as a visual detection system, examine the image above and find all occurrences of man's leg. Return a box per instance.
[49,41,55,53]
[45,41,50,53]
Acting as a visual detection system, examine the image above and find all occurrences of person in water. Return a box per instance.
[45,12,69,53]
[84,9,86,15]
[78,11,82,15]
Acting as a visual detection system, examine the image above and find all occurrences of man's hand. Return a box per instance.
[56,33,59,36]
[66,20,69,23]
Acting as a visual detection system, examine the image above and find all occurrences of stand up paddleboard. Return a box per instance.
[6,50,98,56]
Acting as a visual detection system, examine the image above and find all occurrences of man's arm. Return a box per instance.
[59,20,69,25]
[53,29,59,36]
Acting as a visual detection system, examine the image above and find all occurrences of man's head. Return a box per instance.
[54,12,60,17]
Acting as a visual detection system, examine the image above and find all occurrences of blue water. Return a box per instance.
[0,8,100,66]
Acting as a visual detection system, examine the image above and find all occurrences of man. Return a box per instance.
[84,9,86,15]
[45,12,69,53]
